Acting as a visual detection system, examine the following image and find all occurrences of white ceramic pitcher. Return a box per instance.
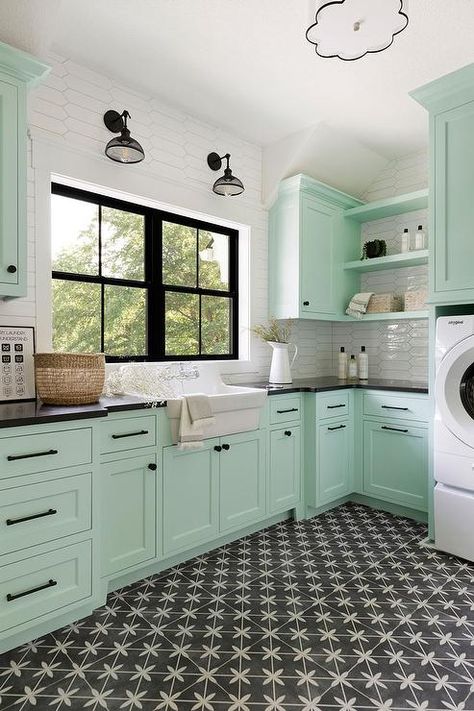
[268,341,298,384]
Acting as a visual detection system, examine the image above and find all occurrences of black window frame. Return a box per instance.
[51,183,239,362]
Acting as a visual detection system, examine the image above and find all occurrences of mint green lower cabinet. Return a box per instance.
[102,455,156,576]
[219,431,265,532]
[317,419,353,505]
[363,420,428,511]
[163,442,218,556]
[269,426,300,513]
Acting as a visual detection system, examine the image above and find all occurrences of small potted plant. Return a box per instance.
[252,319,297,384]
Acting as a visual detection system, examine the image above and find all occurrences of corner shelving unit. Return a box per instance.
[342,189,429,322]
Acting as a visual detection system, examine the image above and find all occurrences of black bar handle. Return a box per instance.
[327,404,346,409]
[222,444,230,451]
[276,408,298,414]
[381,406,409,411]
[284,430,292,436]
[328,425,346,431]
[382,425,409,433]
[6,508,57,526]
[7,579,57,602]
[214,445,222,452]
[7,449,58,462]
[111,430,148,440]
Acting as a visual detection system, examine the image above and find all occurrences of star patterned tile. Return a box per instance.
[1,503,474,710]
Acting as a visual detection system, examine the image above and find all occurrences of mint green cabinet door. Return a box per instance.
[317,420,352,505]
[163,442,218,556]
[102,455,156,576]
[363,421,428,511]
[433,100,474,300]
[219,431,265,532]
[300,196,335,316]
[269,426,300,513]
[0,78,19,290]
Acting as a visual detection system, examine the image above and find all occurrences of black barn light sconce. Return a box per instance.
[207,152,244,196]
[103,109,145,164]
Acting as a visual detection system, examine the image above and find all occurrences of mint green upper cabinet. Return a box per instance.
[219,431,265,532]
[163,441,218,556]
[269,175,361,320]
[0,42,48,297]
[412,64,474,304]
[269,426,300,513]
[317,419,353,506]
[363,420,428,512]
[101,455,156,576]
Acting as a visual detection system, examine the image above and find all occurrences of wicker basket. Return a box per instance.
[366,293,403,314]
[404,289,428,312]
[34,353,105,405]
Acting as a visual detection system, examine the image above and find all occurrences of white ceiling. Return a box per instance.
[2,1,474,158]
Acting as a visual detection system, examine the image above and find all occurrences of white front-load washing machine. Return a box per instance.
[435,315,474,561]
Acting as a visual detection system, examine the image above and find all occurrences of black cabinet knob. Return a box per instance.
[303,300,309,306]
[7,265,17,274]
[284,430,292,436]
[214,445,222,452]
[222,443,230,451]
[148,463,157,471]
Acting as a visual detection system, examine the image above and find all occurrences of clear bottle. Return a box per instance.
[348,355,358,381]
[401,228,410,253]
[358,346,368,380]
[415,225,426,250]
[338,346,348,380]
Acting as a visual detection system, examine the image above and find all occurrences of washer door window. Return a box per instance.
[436,335,474,447]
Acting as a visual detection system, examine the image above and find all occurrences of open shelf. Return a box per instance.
[344,250,428,273]
[344,189,429,223]
[341,310,429,322]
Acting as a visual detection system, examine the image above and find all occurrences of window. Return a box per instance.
[51,184,238,361]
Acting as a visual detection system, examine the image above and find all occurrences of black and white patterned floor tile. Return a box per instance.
[1,503,474,710]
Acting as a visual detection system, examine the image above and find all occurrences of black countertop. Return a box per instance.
[239,377,429,395]
[0,379,428,429]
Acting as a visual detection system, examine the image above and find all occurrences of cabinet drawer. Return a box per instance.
[270,397,301,425]
[363,392,429,423]
[0,541,92,633]
[316,391,350,420]
[100,415,156,454]
[0,428,92,480]
[0,474,92,556]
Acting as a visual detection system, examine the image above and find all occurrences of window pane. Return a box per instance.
[162,222,197,287]
[104,286,147,356]
[201,296,231,355]
[199,231,229,291]
[52,280,101,352]
[102,207,145,281]
[51,194,99,275]
[165,291,199,356]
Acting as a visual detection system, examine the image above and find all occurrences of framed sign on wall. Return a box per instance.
[0,326,36,403]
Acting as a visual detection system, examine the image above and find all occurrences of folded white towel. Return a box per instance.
[171,393,215,450]
[345,292,374,319]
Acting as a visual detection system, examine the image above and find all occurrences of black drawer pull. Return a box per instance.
[7,449,58,462]
[7,578,57,602]
[222,443,230,451]
[276,408,298,414]
[303,301,310,306]
[382,426,408,433]
[284,430,292,436]
[6,508,57,526]
[381,406,409,411]
[214,445,222,452]
[328,424,346,431]
[111,429,149,440]
[147,463,157,471]
[327,404,346,409]
[7,265,17,274]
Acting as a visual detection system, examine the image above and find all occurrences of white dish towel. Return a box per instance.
[173,393,215,450]
[345,292,374,319]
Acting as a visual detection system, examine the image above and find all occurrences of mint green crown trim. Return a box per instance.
[277,174,363,210]
[0,40,50,85]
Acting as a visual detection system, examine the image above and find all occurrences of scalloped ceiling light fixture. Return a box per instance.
[306,0,408,61]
